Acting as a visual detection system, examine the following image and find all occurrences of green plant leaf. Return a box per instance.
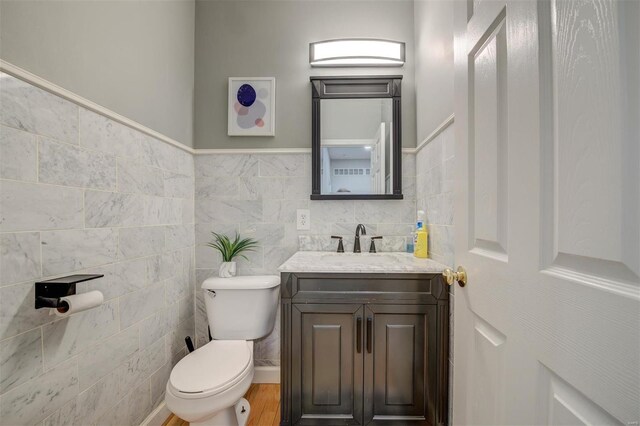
[207,231,259,262]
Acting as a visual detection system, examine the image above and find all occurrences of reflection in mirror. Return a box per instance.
[320,99,393,195]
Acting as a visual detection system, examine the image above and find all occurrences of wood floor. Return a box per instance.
[163,384,280,426]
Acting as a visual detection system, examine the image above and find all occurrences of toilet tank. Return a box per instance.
[201,275,280,340]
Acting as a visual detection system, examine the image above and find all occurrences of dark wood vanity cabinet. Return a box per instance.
[280,273,449,426]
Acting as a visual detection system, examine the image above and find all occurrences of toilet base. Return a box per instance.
[234,398,251,425]
[190,398,250,426]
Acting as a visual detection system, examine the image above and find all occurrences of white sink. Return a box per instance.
[279,251,447,273]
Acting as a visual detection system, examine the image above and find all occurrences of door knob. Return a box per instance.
[442,266,467,287]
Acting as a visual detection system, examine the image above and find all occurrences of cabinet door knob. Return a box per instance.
[442,266,467,287]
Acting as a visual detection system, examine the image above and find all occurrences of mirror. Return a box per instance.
[311,76,403,200]
[321,99,393,195]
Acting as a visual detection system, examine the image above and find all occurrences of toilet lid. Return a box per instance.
[169,340,252,395]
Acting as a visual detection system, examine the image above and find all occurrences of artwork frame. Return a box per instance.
[228,77,276,136]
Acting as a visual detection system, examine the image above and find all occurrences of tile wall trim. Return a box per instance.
[196,148,419,155]
[0,59,196,155]
[1,60,423,156]
[195,148,312,155]
[415,114,455,154]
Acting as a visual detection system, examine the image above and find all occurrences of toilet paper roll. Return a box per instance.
[55,291,104,317]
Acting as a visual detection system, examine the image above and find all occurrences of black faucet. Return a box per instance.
[354,224,367,253]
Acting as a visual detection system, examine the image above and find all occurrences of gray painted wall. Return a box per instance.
[0,0,195,147]
[194,0,416,149]
[414,0,454,141]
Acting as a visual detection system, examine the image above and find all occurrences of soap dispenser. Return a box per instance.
[414,210,428,258]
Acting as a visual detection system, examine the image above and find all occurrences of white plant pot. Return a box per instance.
[219,261,237,278]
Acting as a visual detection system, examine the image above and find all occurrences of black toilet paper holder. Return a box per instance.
[34,274,104,310]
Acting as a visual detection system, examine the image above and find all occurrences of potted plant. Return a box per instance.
[206,232,259,278]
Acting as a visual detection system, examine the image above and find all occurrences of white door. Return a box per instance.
[453,0,639,425]
[371,123,386,194]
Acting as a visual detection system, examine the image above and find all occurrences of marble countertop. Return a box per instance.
[278,251,448,274]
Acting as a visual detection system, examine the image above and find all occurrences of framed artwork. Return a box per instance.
[228,77,276,136]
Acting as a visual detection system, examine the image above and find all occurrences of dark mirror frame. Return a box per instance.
[310,75,403,200]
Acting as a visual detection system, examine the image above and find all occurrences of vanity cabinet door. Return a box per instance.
[292,303,364,425]
[364,304,437,425]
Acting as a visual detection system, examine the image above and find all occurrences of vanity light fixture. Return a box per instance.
[309,38,405,67]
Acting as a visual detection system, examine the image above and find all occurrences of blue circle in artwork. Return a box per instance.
[237,84,256,107]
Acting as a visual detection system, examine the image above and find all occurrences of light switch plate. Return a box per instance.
[297,209,310,230]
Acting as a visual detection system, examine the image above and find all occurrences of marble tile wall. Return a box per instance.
[416,124,455,267]
[194,153,417,364]
[0,73,195,426]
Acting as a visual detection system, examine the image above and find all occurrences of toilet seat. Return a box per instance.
[168,340,253,399]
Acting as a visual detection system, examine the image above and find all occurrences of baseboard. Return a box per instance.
[140,402,171,426]
[253,366,280,383]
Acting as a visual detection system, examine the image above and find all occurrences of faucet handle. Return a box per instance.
[369,236,383,253]
[331,236,345,253]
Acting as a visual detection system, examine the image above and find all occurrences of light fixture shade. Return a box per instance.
[309,39,405,67]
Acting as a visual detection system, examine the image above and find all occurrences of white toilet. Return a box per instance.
[165,275,280,426]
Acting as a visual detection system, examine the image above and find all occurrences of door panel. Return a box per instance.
[539,0,639,286]
[384,325,416,405]
[311,325,342,406]
[470,9,508,258]
[364,304,436,425]
[292,304,364,425]
[454,0,640,424]
[469,315,506,425]
[538,366,623,426]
